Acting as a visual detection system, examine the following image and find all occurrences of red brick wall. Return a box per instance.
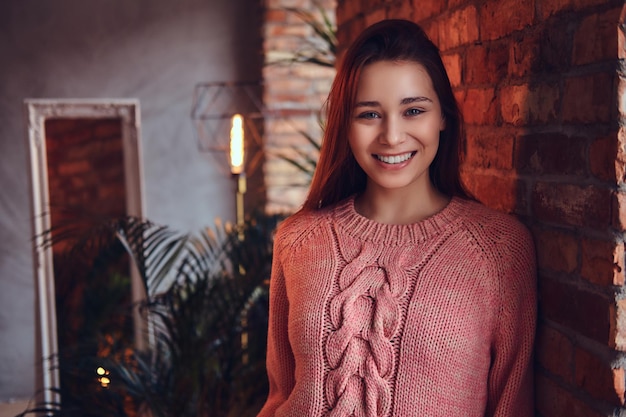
[263,0,336,213]
[45,118,126,245]
[336,0,625,415]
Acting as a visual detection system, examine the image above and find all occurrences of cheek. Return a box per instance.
[347,126,363,151]
[424,118,445,142]
[347,129,370,166]
[347,133,355,154]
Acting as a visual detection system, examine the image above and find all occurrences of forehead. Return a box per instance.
[356,60,437,99]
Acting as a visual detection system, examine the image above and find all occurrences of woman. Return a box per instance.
[258,19,536,417]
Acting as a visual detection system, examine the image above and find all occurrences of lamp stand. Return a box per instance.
[235,172,246,240]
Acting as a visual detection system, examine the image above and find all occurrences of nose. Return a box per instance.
[379,116,404,146]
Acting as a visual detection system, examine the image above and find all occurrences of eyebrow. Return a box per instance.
[354,96,434,107]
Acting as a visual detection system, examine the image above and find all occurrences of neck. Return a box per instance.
[354,183,450,225]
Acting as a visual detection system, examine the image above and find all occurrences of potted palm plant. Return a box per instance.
[18,211,281,417]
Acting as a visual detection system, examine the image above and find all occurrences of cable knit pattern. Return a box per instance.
[258,196,537,417]
[325,240,414,416]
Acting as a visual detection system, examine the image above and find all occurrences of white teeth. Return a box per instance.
[375,152,414,164]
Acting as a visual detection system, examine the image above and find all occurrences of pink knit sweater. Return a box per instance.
[258,196,536,417]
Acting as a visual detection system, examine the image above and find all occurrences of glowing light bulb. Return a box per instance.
[230,114,244,174]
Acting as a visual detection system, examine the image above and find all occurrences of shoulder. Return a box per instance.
[273,206,334,254]
[455,198,535,265]
[453,200,536,315]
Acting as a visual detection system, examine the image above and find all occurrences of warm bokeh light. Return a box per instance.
[96,366,111,387]
[230,114,244,174]
[99,376,111,388]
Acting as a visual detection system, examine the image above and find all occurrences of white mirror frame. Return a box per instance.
[24,99,145,406]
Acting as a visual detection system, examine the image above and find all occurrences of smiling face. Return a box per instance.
[349,60,445,198]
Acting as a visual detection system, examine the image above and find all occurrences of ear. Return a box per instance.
[440,116,446,131]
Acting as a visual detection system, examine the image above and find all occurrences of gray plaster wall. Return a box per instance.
[0,0,263,400]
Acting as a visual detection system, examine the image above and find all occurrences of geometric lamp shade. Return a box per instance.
[191,81,266,174]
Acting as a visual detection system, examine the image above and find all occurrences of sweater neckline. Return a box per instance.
[332,195,467,245]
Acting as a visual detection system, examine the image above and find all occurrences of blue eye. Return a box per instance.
[405,108,423,116]
[358,111,379,119]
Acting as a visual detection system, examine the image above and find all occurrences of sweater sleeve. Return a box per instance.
[257,229,296,417]
[486,222,537,417]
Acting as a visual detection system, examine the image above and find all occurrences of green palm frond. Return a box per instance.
[111,214,278,417]
[285,4,337,56]
[268,3,337,68]
[272,118,323,182]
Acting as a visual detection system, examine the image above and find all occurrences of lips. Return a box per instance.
[374,151,416,164]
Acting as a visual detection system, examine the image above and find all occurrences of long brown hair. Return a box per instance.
[302,19,469,211]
